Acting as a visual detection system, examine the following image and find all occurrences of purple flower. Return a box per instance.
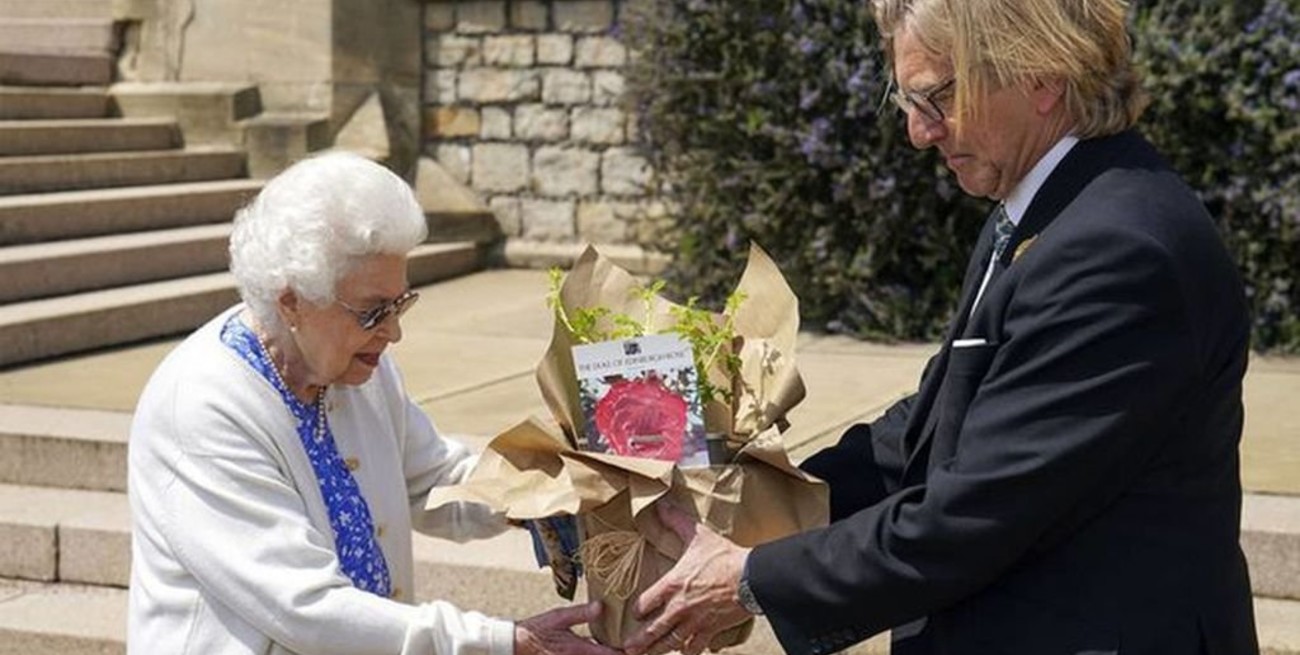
[800,87,822,110]
[797,36,818,56]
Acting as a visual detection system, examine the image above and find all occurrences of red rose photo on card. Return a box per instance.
[571,333,709,467]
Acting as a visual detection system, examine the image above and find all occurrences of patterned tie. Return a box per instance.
[992,203,1015,261]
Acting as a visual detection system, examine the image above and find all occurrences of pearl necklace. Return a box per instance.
[252,326,328,443]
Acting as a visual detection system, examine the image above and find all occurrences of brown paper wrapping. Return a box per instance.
[425,244,828,648]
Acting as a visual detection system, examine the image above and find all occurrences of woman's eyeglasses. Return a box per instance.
[890,78,956,124]
[337,289,420,331]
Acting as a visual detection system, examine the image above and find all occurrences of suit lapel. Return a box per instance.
[898,130,1140,480]
[899,214,1000,472]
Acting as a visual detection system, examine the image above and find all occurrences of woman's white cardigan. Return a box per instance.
[128,306,515,655]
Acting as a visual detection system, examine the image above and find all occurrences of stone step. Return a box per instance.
[0,424,1299,595]
[0,179,262,246]
[0,485,1296,655]
[0,271,239,368]
[0,405,128,493]
[0,18,119,54]
[0,579,126,655]
[0,223,233,303]
[0,50,114,86]
[0,118,180,157]
[0,148,247,196]
[0,0,113,20]
[0,86,109,120]
[0,242,482,367]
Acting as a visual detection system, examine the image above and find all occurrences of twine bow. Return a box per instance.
[578,531,647,599]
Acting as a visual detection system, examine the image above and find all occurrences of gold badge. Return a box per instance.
[1013,235,1038,262]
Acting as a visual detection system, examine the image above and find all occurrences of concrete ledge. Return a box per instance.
[0,118,179,157]
[0,18,118,54]
[0,86,108,120]
[0,179,261,246]
[1243,493,1300,600]
[111,82,262,146]
[0,404,129,492]
[0,223,233,303]
[0,243,483,367]
[0,579,125,655]
[0,51,113,86]
[501,238,670,275]
[0,0,114,19]
[0,148,247,195]
[408,242,484,288]
[0,271,239,367]
[240,113,332,179]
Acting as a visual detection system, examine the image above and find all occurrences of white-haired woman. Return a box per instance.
[128,152,615,655]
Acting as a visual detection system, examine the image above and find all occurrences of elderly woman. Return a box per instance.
[128,152,615,655]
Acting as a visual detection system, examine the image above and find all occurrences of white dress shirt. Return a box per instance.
[968,135,1080,315]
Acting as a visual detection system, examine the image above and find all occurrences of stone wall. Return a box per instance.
[421,0,662,262]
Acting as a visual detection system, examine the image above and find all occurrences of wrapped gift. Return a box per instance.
[425,244,827,648]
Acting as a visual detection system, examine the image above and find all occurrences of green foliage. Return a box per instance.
[623,0,1300,352]
[1132,0,1300,352]
[546,269,745,403]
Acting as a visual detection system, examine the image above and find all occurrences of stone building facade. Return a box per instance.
[421,0,662,263]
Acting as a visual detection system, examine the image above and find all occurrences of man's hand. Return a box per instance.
[515,602,620,655]
[623,502,753,655]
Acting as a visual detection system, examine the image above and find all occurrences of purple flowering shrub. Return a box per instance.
[623,0,987,341]
[1134,0,1300,352]
[624,0,1299,350]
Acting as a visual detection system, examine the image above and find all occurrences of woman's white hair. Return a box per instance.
[229,151,428,334]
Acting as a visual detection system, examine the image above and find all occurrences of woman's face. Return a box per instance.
[285,253,412,389]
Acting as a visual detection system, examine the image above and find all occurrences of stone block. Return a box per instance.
[554,0,614,33]
[489,196,524,236]
[521,199,576,240]
[577,201,630,242]
[459,68,540,104]
[61,512,131,588]
[574,36,627,68]
[592,71,625,105]
[537,35,574,65]
[0,522,55,581]
[532,146,599,196]
[472,143,531,192]
[483,35,535,67]
[426,106,482,138]
[541,69,591,105]
[571,106,625,144]
[457,0,507,33]
[601,147,652,195]
[424,70,458,104]
[514,104,569,142]
[434,144,472,184]
[626,110,642,142]
[425,2,456,32]
[429,34,481,67]
[480,107,512,139]
[510,0,549,30]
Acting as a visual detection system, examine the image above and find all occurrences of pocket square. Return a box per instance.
[952,338,988,348]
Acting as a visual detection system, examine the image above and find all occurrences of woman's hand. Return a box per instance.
[515,602,620,655]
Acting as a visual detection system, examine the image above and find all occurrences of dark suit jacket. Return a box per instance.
[750,131,1258,655]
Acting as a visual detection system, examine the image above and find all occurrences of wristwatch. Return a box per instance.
[736,556,764,615]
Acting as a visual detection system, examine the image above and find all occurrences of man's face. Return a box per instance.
[892,26,1063,200]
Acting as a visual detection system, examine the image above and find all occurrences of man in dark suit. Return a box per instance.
[621,0,1259,654]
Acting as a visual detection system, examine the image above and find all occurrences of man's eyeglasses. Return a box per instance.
[889,78,956,124]
[337,289,419,331]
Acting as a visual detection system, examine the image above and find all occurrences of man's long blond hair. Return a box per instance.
[873,0,1147,138]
